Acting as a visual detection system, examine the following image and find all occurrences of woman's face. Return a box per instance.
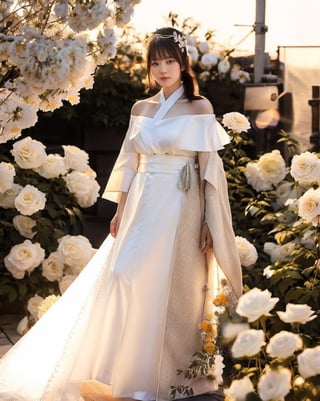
[150,56,182,92]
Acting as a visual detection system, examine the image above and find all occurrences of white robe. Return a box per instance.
[0,87,242,401]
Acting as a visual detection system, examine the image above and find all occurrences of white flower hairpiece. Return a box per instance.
[172,31,188,53]
[153,31,188,53]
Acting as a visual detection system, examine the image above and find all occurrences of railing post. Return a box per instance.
[309,86,320,152]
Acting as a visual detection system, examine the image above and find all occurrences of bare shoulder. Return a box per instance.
[191,97,214,114]
[131,95,158,116]
[131,99,146,115]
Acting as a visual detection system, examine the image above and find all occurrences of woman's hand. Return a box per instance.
[109,192,128,238]
[199,222,213,254]
[110,213,121,237]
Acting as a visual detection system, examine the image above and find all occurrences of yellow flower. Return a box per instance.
[200,320,215,334]
[213,293,229,306]
[203,342,216,354]
[205,333,215,343]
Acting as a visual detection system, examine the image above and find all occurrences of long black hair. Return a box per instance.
[146,27,200,101]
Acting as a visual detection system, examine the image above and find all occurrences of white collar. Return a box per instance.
[154,86,184,121]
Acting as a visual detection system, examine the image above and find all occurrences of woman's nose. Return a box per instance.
[159,63,167,73]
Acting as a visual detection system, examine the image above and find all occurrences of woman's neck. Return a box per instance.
[162,84,183,100]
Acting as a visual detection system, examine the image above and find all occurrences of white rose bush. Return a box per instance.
[186,33,251,86]
[0,135,99,331]
[217,113,320,400]
[0,0,140,144]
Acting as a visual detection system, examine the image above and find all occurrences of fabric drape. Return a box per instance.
[0,86,242,401]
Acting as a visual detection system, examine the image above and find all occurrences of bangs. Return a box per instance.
[148,37,182,63]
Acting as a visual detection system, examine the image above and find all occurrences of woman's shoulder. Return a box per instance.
[191,96,214,115]
[178,96,214,116]
[131,94,159,116]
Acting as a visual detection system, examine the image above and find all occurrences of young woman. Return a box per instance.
[0,27,242,401]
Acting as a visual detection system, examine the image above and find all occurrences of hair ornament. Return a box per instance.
[153,30,188,53]
[172,31,188,53]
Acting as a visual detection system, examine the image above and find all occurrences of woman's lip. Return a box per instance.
[160,77,170,80]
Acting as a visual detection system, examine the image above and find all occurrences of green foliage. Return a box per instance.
[0,142,85,308]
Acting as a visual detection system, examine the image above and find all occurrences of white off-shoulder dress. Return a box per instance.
[0,86,242,401]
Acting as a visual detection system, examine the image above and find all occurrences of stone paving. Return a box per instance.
[0,314,21,358]
[0,314,225,400]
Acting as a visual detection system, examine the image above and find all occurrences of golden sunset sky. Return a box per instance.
[130,0,320,61]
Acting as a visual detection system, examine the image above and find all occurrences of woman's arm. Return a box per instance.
[109,191,128,237]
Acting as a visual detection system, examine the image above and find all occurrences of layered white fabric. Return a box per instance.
[0,86,242,401]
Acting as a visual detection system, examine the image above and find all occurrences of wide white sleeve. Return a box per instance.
[199,151,243,299]
[101,116,139,204]
[173,114,230,152]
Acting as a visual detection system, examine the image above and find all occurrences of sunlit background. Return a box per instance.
[130,0,320,57]
[130,0,320,151]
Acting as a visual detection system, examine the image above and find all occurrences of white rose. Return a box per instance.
[263,265,275,279]
[266,330,303,359]
[11,136,47,169]
[54,2,68,18]
[200,52,218,69]
[290,151,320,185]
[65,171,100,207]
[42,251,65,282]
[235,236,258,267]
[298,188,320,226]
[239,70,251,83]
[17,316,29,336]
[13,215,37,239]
[14,184,46,216]
[225,376,254,401]
[0,183,23,208]
[0,162,15,193]
[264,241,295,263]
[236,288,279,322]
[231,329,266,358]
[275,181,293,206]
[27,294,44,318]
[257,367,291,401]
[208,353,224,387]
[37,295,60,319]
[5,263,25,279]
[59,274,77,294]
[230,64,241,81]
[297,346,320,378]
[198,41,210,53]
[81,165,97,179]
[63,145,89,171]
[222,322,250,341]
[222,112,251,133]
[277,303,317,324]
[34,154,68,179]
[257,150,287,186]
[57,234,94,272]
[186,45,199,63]
[4,240,45,277]
[217,58,230,74]
[244,162,272,192]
